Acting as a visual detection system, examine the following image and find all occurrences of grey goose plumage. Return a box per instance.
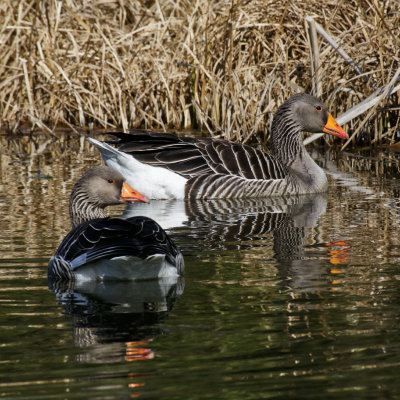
[88,93,348,199]
[69,167,126,229]
[48,166,184,282]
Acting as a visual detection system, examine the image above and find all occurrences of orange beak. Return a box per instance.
[120,182,150,203]
[322,114,349,139]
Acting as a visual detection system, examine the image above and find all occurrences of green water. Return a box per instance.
[1,135,400,399]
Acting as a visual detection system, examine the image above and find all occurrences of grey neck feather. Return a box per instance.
[69,185,107,229]
[270,110,304,166]
[269,103,327,193]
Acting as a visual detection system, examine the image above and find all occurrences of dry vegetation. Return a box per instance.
[0,0,399,146]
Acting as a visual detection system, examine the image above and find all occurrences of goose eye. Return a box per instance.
[107,178,114,184]
[315,105,322,111]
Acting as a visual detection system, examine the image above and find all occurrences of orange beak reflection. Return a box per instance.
[322,114,349,140]
[121,182,150,203]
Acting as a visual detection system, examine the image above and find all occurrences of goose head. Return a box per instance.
[272,93,348,139]
[69,166,149,228]
[270,93,348,163]
[287,93,348,139]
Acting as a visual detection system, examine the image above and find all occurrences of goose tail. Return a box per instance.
[87,137,187,200]
[87,137,140,188]
[87,137,130,163]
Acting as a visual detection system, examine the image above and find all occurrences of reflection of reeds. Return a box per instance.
[0,1,399,144]
[0,135,100,269]
[339,151,400,182]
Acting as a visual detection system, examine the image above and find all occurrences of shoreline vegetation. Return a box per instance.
[0,0,399,148]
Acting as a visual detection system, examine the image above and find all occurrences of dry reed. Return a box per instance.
[0,0,399,146]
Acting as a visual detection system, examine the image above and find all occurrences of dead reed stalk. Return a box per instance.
[0,0,399,146]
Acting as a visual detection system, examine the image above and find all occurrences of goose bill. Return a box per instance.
[121,182,150,203]
[322,114,349,139]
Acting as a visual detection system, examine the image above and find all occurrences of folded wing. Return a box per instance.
[53,217,182,271]
[109,131,287,181]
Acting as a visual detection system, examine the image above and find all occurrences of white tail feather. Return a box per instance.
[87,138,187,199]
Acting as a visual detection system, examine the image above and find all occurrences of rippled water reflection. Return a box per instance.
[1,134,400,399]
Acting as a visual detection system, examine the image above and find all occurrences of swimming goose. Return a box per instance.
[48,166,184,282]
[88,93,348,199]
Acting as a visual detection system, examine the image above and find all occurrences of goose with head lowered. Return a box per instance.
[48,166,184,282]
[88,93,348,199]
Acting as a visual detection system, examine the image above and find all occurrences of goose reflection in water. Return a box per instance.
[50,193,338,363]
[123,193,342,292]
[50,277,184,363]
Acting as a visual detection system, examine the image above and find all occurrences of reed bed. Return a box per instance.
[0,0,399,146]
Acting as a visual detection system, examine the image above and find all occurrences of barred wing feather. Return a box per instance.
[109,131,287,181]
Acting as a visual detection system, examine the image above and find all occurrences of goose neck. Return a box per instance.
[69,187,107,229]
[270,114,304,166]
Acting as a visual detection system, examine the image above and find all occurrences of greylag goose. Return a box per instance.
[48,166,184,282]
[88,93,348,199]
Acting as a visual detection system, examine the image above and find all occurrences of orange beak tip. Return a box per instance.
[323,114,349,140]
[120,182,150,203]
[136,195,150,203]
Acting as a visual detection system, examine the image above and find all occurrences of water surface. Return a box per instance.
[1,134,400,399]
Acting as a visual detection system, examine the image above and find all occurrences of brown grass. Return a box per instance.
[0,0,399,145]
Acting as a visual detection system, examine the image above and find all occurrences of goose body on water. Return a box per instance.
[48,166,184,282]
[88,94,348,200]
